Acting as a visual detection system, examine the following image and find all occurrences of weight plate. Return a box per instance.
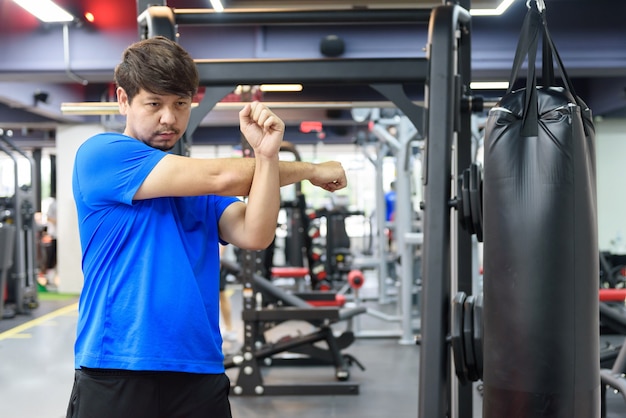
[463,295,478,381]
[473,293,484,380]
[452,292,468,385]
[468,163,484,242]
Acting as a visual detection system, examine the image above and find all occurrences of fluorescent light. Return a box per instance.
[210,0,224,13]
[470,81,510,90]
[259,84,303,92]
[13,0,75,23]
[471,0,516,16]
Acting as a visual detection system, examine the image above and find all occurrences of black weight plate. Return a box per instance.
[469,163,484,242]
[473,293,484,380]
[452,292,468,385]
[463,295,479,381]
[456,177,468,232]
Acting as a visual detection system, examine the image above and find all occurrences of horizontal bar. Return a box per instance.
[194,58,428,85]
[61,98,497,116]
[174,8,433,26]
[235,383,359,396]
[61,101,414,115]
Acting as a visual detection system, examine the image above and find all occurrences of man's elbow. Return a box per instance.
[242,234,275,251]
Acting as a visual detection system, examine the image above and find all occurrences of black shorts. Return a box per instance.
[66,368,232,418]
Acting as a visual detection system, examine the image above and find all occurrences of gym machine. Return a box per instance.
[269,141,367,293]
[0,129,39,319]
[224,130,366,396]
[274,142,308,271]
[347,111,425,341]
[221,258,365,396]
[307,203,364,292]
[0,222,16,320]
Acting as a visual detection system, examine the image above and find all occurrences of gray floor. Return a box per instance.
[1,288,625,418]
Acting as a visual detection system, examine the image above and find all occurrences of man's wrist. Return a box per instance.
[305,161,317,181]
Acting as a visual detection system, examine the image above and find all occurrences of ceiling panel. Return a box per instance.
[1,0,625,144]
[0,0,507,32]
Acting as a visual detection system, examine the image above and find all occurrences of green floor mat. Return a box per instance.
[37,291,79,301]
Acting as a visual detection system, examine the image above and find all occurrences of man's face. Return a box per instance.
[117,87,192,151]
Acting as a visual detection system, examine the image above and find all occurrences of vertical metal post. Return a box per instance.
[455,1,474,417]
[32,148,42,212]
[374,142,390,304]
[453,55,474,418]
[419,5,471,418]
[396,116,419,345]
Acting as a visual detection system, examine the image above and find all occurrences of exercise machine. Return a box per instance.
[221,258,365,396]
[0,129,39,319]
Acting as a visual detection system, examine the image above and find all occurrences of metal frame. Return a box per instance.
[138,3,476,415]
[419,4,472,418]
[136,5,430,154]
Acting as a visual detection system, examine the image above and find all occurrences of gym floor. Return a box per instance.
[1,288,625,418]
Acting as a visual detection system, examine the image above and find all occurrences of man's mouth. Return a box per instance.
[156,131,177,139]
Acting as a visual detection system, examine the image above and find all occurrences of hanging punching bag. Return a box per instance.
[482,3,599,417]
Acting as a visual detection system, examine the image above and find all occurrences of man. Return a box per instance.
[67,36,346,418]
[384,180,396,247]
[385,180,396,223]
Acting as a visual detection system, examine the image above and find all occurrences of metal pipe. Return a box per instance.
[61,100,426,115]
[62,24,88,86]
[396,116,418,346]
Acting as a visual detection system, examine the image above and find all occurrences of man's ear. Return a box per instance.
[117,87,129,115]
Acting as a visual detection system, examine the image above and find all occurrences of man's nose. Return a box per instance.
[160,106,176,125]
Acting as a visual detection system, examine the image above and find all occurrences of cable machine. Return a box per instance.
[0,129,39,318]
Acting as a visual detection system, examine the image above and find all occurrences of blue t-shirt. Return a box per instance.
[385,190,396,222]
[72,132,239,373]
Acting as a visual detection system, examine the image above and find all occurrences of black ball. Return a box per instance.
[320,35,345,57]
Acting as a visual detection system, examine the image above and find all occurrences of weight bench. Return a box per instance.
[220,259,366,396]
[271,266,310,293]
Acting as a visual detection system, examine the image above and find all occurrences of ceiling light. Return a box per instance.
[259,84,303,92]
[470,81,509,90]
[13,0,75,23]
[210,0,224,13]
[470,0,516,16]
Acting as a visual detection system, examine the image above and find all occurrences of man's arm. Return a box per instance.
[218,102,281,249]
[134,147,346,200]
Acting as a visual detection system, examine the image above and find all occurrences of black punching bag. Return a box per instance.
[482,5,599,418]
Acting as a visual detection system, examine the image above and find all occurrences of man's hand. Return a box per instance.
[309,161,347,192]
[239,102,285,158]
